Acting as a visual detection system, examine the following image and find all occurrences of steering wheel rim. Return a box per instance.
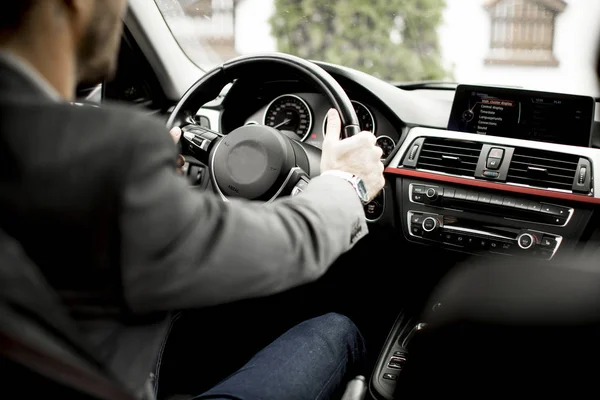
[166,52,361,202]
[167,52,360,136]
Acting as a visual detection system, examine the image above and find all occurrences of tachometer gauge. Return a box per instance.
[263,94,313,141]
[322,101,376,136]
[376,136,396,159]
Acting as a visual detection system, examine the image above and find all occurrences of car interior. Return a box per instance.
[5,1,600,399]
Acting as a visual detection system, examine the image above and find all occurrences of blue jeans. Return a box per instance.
[191,313,366,400]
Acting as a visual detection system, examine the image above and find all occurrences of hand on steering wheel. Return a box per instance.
[321,109,385,201]
[169,127,186,174]
[166,53,385,203]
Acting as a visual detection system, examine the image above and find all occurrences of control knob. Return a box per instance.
[422,217,439,232]
[517,233,535,250]
[425,187,438,201]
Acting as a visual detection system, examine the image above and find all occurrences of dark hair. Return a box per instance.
[0,1,35,31]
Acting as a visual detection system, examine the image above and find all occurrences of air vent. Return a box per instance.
[507,148,579,191]
[416,138,483,176]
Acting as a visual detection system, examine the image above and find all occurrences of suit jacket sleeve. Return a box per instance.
[119,115,368,313]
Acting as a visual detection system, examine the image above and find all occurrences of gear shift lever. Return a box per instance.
[402,322,428,348]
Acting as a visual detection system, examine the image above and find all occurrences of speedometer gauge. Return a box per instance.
[322,101,376,136]
[263,94,313,141]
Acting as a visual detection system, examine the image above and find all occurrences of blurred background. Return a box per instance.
[156,0,600,96]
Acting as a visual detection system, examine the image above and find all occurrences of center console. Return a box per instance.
[370,85,600,400]
[384,124,600,262]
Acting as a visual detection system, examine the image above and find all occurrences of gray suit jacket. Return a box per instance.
[0,57,368,393]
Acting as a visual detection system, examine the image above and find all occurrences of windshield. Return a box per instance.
[155,0,600,96]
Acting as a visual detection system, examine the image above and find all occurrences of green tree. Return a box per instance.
[269,0,449,82]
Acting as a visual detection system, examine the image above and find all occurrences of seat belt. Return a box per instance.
[0,330,152,400]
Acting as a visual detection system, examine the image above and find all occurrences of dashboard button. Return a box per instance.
[502,198,517,207]
[425,187,438,201]
[443,188,455,199]
[454,189,467,200]
[412,193,425,203]
[412,185,425,194]
[442,232,455,243]
[491,195,504,206]
[477,193,492,203]
[466,192,479,201]
[517,233,535,250]
[500,242,513,252]
[483,170,500,178]
[454,234,466,246]
[411,214,425,224]
[540,236,556,248]
[383,373,398,381]
[478,238,489,250]
[487,157,501,170]
[540,214,567,225]
[541,204,569,217]
[411,225,423,236]
[489,148,505,159]
[515,199,529,210]
[528,202,542,212]
[462,236,477,248]
[489,241,501,251]
[422,217,438,232]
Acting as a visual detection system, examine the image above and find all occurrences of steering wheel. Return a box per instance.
[166,53,360,202]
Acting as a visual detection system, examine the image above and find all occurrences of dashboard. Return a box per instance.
[242,92,400,159]
[196,64,600,264]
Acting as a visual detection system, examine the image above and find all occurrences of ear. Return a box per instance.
[59,0,94,40]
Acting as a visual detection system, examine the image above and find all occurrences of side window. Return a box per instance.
[76,83,103,104]
[484,0,566,66]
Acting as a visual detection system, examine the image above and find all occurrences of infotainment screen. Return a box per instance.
[447,84,595,147]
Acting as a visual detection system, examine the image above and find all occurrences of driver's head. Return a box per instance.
[0,0,128,95]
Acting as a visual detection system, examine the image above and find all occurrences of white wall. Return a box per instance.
[235,0,276,54]
[439,0,600,96]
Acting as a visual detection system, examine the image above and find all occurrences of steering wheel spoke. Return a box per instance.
[180,124,223,164]
[289,169,311,197]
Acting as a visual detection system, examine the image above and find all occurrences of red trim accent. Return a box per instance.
[385,167,600,205]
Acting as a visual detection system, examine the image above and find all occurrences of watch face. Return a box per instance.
[356,179,369,203]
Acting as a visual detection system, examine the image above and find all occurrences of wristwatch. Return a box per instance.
[321,170,370,204]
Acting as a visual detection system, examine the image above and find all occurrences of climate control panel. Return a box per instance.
[407,211,562,260]
[410,183,573,226]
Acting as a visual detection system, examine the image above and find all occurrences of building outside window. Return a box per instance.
[485,0,566,66]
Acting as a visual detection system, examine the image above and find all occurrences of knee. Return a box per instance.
[313,313,363,348]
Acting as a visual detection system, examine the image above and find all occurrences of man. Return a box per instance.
[0,1,384,399]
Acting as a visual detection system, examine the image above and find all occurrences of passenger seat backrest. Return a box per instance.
[396,255,600,397]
